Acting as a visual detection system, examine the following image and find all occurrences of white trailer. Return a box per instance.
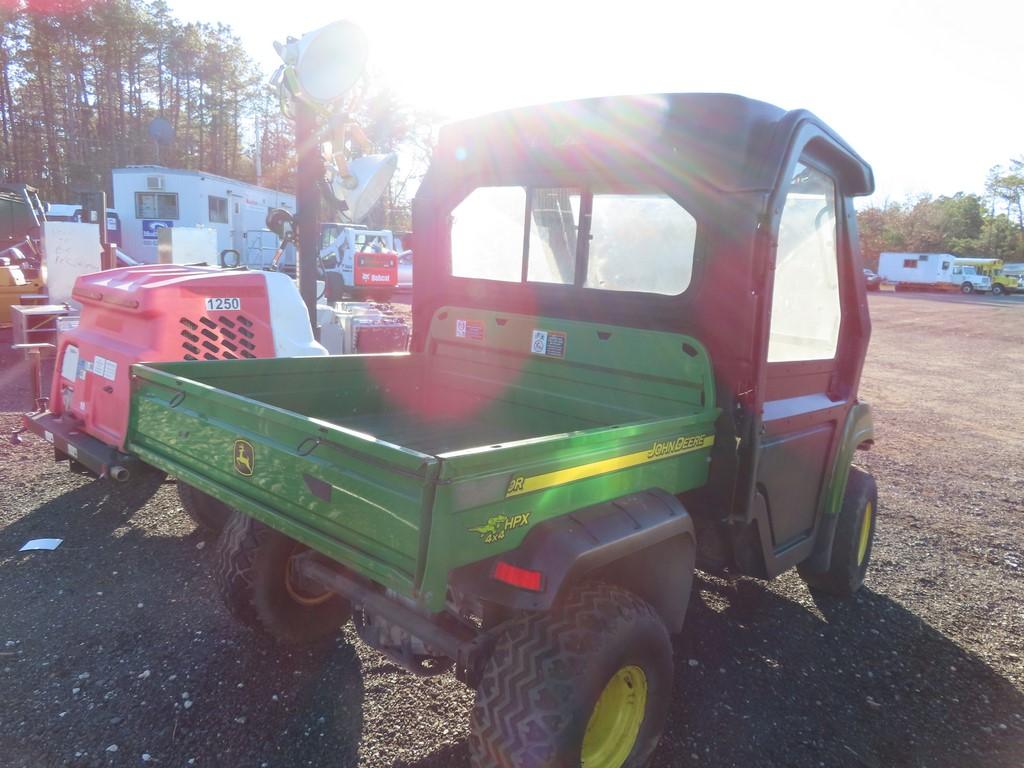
[111,166,295,263]
[877,252,991,294]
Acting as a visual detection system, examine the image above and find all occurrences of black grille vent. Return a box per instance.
[179,314,260,360]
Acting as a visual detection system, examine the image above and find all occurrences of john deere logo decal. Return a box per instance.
[233,439,255,476]
[469,513,531,544]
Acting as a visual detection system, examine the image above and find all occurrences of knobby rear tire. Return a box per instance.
[469,582,673,768]
[215,511,351,645]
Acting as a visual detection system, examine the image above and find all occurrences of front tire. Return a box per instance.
[469,583,673,768]
[215,512,351,645]
[961,282,974,294]
[991,284,1004,296]
[798,466,877,597]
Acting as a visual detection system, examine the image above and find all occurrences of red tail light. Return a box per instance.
[492,561,544,592]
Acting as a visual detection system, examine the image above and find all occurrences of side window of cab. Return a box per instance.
[767,163,841,363]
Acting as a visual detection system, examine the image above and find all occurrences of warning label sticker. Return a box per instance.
[545,331,566,358]
[60,345,79,382]
[92,355,118,382]
[455,318,485,341]
[531,329,566,358]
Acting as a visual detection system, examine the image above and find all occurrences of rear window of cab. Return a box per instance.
[450,186,697,296]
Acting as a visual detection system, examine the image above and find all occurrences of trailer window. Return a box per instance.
[767,163,841,363]
[584,194,696,294]
[135,192,178,220]
[208,195,228,224]
[903,258,917,268]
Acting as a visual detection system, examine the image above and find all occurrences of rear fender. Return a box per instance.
[448,489,696,633]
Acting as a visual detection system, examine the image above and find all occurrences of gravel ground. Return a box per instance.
[1,292,1022,768]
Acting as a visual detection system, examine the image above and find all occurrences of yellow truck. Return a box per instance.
[956,258,1022,295]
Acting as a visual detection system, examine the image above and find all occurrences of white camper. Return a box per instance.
[877,252,991,294]
[111,166,295,263]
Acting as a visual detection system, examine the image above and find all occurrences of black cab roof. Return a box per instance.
[430,93,873,196]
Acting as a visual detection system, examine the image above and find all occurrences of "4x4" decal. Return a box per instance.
[468,513,532,544]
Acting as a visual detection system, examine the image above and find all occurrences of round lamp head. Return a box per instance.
[265,207,295,240]
[329,153,398,223]
[294,21,368,104]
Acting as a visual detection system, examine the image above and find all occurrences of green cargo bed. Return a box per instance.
[128,308,719,609]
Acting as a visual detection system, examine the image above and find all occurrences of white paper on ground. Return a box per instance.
[19,539,63,552]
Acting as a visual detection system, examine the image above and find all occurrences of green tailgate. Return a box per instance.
[414,308,718,606]
[128,308,719,611]
[128,357,437,595]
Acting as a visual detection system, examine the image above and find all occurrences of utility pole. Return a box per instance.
[294,99,321,333]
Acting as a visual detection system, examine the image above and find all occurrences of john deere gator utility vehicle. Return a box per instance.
[125,93,877,767]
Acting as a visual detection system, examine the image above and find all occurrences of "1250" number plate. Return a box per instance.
[205,297,241,311]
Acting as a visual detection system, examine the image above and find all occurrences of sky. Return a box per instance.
[167,0,1024,207]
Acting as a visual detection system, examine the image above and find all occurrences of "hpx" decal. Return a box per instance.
[468,512,532,544]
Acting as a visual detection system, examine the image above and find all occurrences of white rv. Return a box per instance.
[111,166,295,263]
[877,252,991,294]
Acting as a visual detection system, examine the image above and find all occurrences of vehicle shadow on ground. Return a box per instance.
[662,575,1024,768]
[395,742,467,767]
[0,469,166,547]
[401,573,1024,768]
[181,636,366,768]
[4,474,1020,767]
[0,471,368,767]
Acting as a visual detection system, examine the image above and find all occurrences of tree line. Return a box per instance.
[857,161,1024,267]
[0,0,426,227]
[0,0,276,197]
[4,0,1019,249]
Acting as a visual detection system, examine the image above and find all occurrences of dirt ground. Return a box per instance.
[1,291,1022,768]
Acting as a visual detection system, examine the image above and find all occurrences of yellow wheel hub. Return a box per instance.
[581,665,648,768]
[285,551,335,607]
[857,500,873,566]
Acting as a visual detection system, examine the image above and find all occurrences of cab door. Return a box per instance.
[753,158,863,572]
